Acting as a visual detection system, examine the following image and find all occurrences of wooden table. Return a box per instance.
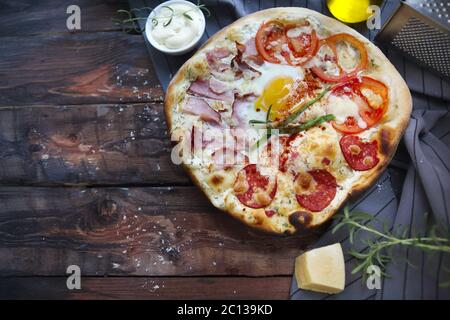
[0,0,320,299]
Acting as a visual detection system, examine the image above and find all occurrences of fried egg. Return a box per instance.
[252,62,305,121]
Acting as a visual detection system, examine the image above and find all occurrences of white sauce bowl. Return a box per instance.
[145,0,206,56]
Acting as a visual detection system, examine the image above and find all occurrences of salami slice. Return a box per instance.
[339,135,379,171]
[294,169,337,212]
[234,164,277,209]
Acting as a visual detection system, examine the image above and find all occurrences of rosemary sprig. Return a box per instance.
[160,5,174,27]
[112,8,151,34]
[281,114,335,134]
[183,12,193,21]
[113,1,211,34]
[252,105,273,150]
[333,206,450,280]
[266,105,272,124]
[249,119,270,124]
[151,1,211,27]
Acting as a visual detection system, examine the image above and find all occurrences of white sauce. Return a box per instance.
[286,26,312,38]
[151,3,202,50]
[336,42,358,72]
[327,95,367,129]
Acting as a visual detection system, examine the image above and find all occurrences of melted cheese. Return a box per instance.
[326,94,367,129]
[286,26,312,38]
[361,88,382,107]
[336,42,359,72]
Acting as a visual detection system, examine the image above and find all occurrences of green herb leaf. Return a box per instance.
[183,12,193,20]
[114,8,152,34]
[163,16,173,27]
[198,4,211,17]
[266,104,272,122]
[161,5,174,13]
[351,262,367,275]
[252,130,272,151]
[331,222,346,234]
[251,105,273,150]
[348,250,369,260]
[249,119,269,124]
[281,114,335,134]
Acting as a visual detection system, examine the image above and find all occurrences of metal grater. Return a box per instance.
[376,0,450,80]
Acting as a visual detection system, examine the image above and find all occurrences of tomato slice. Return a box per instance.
[332,117,366,134]
[256,21,319,66]
[356,77,388,127]
[255,21,287,64]
[311,33,368,82]
[285,25,319,66]
[330,76,388,134]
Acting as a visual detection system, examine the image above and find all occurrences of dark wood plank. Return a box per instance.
[0,276,291,299]
[0,186,318,277]
[0,0,129,36]
[0,33,163,106]
[0,103,188,186]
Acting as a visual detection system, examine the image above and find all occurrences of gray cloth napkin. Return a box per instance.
[129,0,450,299]
[290,102,450,300]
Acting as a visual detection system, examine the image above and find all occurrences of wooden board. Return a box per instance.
[0,0,130,36]
[0,33,163,106]
[0,103,188,185]
[0,276,290,299]
[0,186,318,277]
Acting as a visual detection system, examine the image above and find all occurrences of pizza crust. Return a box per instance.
[164,8,412,235]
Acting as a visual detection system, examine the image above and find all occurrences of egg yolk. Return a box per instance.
[255,76,294,121]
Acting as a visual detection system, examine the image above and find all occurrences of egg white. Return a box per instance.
[233,62,306,125]
[252,62,305,96]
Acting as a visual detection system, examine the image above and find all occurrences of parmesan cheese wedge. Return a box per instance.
[295,243,345,294]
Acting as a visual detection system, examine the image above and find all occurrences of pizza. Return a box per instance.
[164,8,412,235]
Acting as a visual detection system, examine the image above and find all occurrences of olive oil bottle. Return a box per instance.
[326,0,383,24]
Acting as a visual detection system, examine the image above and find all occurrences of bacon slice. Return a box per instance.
[232,42,262,79]
[182,96,221,124]
[242,38,264,65]
[339,135,380,171]
[231,94,255,127]
[209,77,228,94]
[244,38,258,56]
[188,79,234,103]
[295,169,337,212]
[234,164,277,209]
[206,47,232,72]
